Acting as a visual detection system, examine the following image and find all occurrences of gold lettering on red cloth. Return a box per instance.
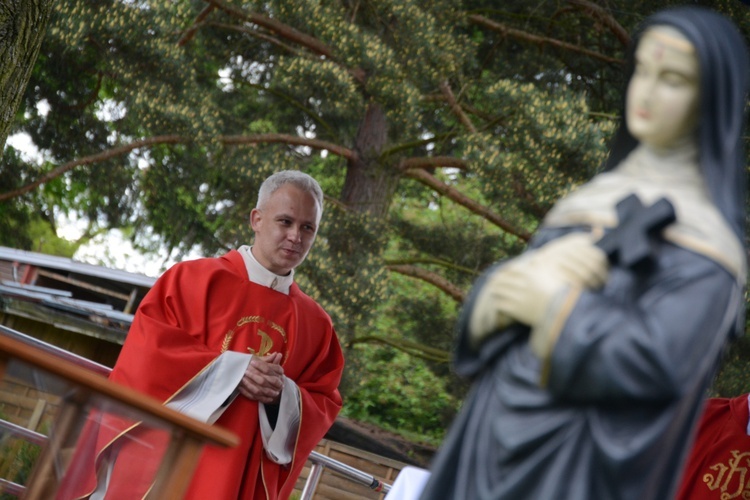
[701,450,750,497]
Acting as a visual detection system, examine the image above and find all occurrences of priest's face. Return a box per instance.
[626,26,700,150]
[250,183,321,275]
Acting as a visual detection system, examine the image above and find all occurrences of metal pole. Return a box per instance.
[308,451,391,493]
[0,325,110,376]
[0,478,25,497]
[300,462,325,500]
[0,419,47,446]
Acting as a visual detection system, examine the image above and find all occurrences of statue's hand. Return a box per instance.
[468,232,608,348]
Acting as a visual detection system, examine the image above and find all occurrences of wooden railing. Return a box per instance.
[0,325,391,498]
[0,327,239,499]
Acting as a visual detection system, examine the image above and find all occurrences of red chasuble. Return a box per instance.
[676,394,750,499]
[57,250,344,500]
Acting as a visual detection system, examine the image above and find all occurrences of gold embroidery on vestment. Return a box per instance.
[268,320,287,341]
[247,329,275,356]
[701,450,750,496]
[221,329,235,353]
[221,315,288,356]
[237,315,264,326]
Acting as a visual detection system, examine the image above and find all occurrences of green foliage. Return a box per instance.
[4,0,750,445]
[0,146,82,254]
[300,205,389,337]
[0,436,42,495]
[0,411,47,498]
[27,219,80,257]
[0,147,35,250]
[711,333,750,397]
[341,345,458,445]
[471,79,615,213]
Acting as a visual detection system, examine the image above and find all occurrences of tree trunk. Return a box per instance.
[341,102,399,217]
[0,0,54,150]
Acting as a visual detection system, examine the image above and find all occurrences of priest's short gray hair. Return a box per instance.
[256,170,324,216]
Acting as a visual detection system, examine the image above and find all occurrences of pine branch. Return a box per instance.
[1,134,355,202]
[385,256,478,276]
[439,81,477,134]
[387,264,465,303]
[219,133,356,160]
[233,80,338,139]
[467,14,624,65]
[401,167,531,241]
[381,133,458,158]
[399,156,469,171]
[348,335,451,363]
[206,0,335,59]
[568,0,630,46]
[201,21,303,56]
[177,4,217,47]
[193,1,367,84]
[0,135,187,202]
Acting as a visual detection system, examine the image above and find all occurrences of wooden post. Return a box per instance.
[23,393,86,499]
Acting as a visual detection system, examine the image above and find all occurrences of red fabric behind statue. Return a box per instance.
[677,394,750,499]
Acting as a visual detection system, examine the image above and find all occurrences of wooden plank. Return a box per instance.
[0,392,60,413]
[314,479,381,499]
[324,439,408,469]
[35,269,131,302]
[27,399,46,431]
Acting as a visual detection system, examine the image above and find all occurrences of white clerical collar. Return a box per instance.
[238,245,294,295]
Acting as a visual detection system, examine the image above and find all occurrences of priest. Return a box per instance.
[58,170,344,500]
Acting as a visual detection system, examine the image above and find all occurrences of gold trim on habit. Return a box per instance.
[645,29,695,54]
[539,287,582,388]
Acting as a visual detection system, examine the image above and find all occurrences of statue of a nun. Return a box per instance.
[419,6,750,500]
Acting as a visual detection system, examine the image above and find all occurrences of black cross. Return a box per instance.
[596,194,676,270]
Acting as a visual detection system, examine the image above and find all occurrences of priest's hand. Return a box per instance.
[469,232,609,347]
[239,352,284,404]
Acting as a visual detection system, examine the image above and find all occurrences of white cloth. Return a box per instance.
[166,350,251,424]
[259,376,301,463]
[384,466,432,500]
[238,244,294,294]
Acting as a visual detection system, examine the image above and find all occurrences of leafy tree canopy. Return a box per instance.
[3,0,749,442]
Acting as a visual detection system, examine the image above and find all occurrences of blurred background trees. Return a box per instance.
[0,0,55,252]
[2,0,748,446]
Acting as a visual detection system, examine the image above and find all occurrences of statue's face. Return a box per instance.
[626,26,700,150]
